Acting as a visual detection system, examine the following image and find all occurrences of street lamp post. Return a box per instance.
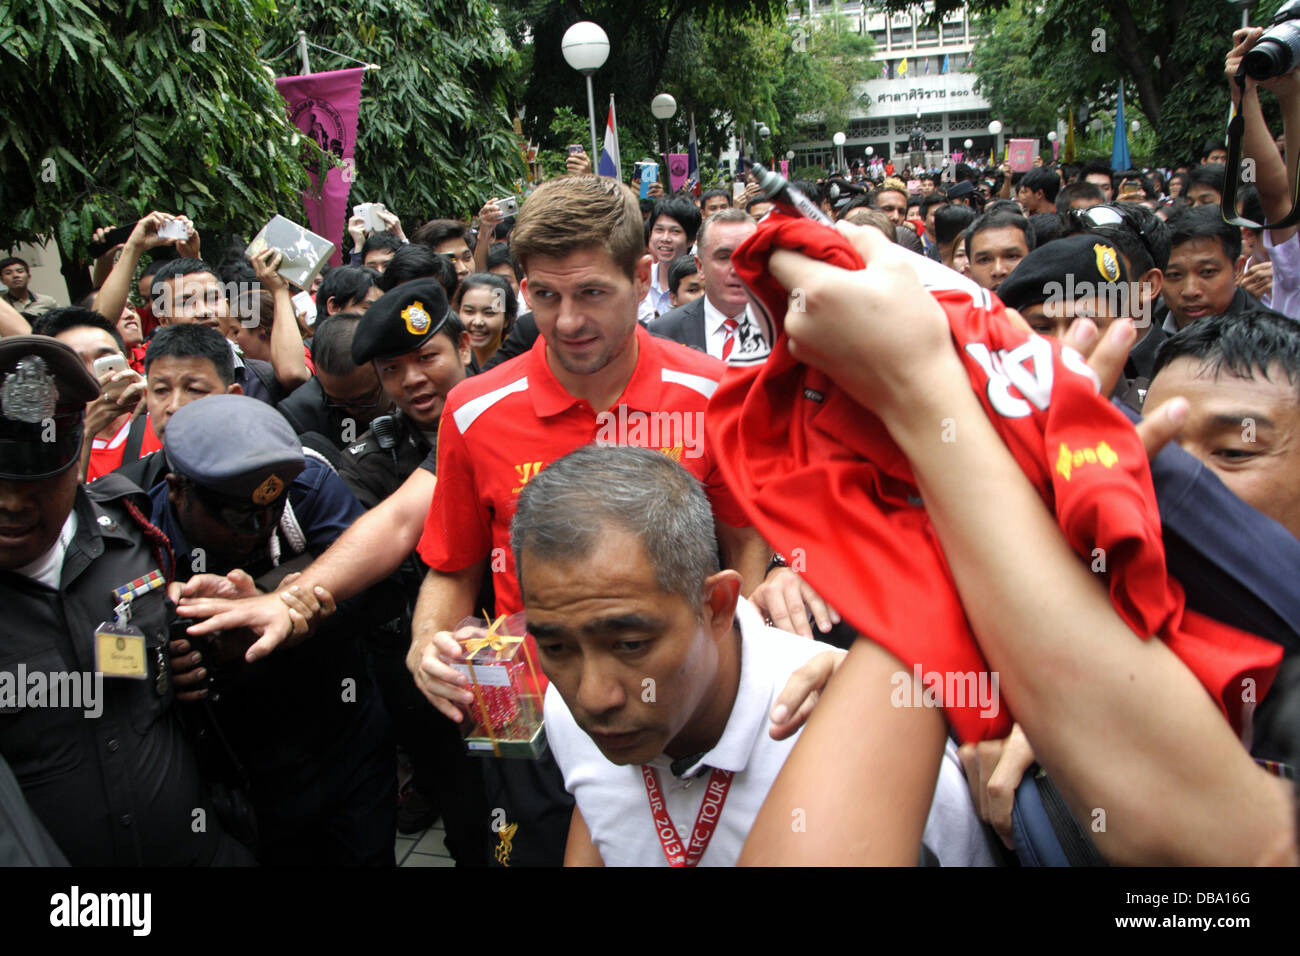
[561,22,610,165]
[652,93,677,190]
[988,120,1003,160]
[833,130,846,174]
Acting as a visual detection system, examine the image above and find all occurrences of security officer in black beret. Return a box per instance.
[0,336,252,865]
[336,279,494,859]
[150,393,398,865]
[338,278,473,507]
[997,233,1144,406]
[997,232,1130,338]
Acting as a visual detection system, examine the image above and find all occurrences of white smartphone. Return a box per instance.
[93,354,128,379]
[159,218,188,241]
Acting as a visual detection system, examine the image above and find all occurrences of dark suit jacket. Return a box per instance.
[646,297,708,352]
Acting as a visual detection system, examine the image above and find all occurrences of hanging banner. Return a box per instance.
[779,160,790,178]
[667,153,690,193]
[274,67,366,268]
[1007,138,1039,173]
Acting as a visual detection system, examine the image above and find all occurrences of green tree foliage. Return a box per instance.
[909,0,1281,165]
[0,0,307,280]
[497,1,872,179]
[264,0,526,223]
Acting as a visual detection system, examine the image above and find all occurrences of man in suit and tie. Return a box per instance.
[648,209,767,362]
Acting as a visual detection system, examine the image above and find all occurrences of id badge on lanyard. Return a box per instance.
[641,765,734,867]
[94,570,166,687]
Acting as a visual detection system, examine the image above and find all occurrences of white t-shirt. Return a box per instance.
[638,266,673,324]
[544,596,997,866]
[1264,230,1300,320]
[14,511,78,590]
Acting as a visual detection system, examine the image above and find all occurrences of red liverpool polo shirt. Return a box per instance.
[708,210,1281,743]
[418,322,749,620]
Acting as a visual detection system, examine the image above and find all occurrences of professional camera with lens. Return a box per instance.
[1243,0,1300,80]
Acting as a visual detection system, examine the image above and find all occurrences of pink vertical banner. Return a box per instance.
[779,160,790,177]
[275,67,366,267]
[667,153,690,192]
[952,151,963,165]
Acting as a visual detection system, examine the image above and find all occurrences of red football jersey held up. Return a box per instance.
[707,210,1281,743]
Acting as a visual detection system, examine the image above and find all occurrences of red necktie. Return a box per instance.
[721,317,739,360]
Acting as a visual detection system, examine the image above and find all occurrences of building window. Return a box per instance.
[891,25,914,46]
[942,20,965,41]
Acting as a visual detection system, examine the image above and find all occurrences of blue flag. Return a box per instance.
[941,54,949,74]
[1111,81,1131,172]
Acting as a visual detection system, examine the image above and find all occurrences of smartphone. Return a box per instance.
[568,144,584,156]
[88,223,137,259]
[159,218,189,242]
[93,353,131,401]
[495,196,520,217]
[93,354,128,379]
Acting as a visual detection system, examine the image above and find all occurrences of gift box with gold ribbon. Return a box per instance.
[454,612,547,759]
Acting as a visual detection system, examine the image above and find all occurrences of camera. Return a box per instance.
[495,196,519,217]
[1243,0,1300,80]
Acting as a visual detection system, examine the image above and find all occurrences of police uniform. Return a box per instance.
[338,410,432,509]
[343,279,495,865]
[150,394,397,865]
[0,337,251,865]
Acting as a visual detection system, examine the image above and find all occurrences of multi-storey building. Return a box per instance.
[787,1,1000,169]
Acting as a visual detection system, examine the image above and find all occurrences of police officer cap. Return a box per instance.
[164,394,304,504]
[351,278,453,365]
[996,233,1128,313]
[946,181,975,200]
[0,335,100,480]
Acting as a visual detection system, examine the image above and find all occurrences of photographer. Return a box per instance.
[1226,26,1300,319]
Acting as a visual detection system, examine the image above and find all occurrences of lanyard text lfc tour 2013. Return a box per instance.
[641,765,735,867]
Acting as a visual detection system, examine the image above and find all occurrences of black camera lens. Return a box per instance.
[1243,23,1300,80]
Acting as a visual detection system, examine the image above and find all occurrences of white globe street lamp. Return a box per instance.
[1131,119,1141,133]
[1047,131,1058,142]
[561,22,610,165]
[833,131,847,172]
[988,120,1002,135]
[964,138,973,149]
[652,93,677,181]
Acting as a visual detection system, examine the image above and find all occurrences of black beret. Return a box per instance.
[351,278,453,365]
[164,394,304,504]
[997,233,1128,313]
[0,336,100,480]
[946,181,975,199]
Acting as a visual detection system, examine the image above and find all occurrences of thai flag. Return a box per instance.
[598,95,620,179]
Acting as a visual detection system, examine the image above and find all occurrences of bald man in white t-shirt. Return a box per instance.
[510,444,997,866]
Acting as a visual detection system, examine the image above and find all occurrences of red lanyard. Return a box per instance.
[641,765,734,867]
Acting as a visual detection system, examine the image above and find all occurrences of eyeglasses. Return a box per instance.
[1070,203,1158,267]
[186,479,285,534]
[322,381,387,412]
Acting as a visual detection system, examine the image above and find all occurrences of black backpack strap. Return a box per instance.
[122,414,150,463]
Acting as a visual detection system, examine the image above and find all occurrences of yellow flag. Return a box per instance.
[899,57,909,77]
[1065,107,1076,163]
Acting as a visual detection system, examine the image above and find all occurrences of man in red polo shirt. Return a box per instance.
[174,174,768,865]
[408,176,765,717]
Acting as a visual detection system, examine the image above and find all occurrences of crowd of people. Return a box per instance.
[1,25,1299,868]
